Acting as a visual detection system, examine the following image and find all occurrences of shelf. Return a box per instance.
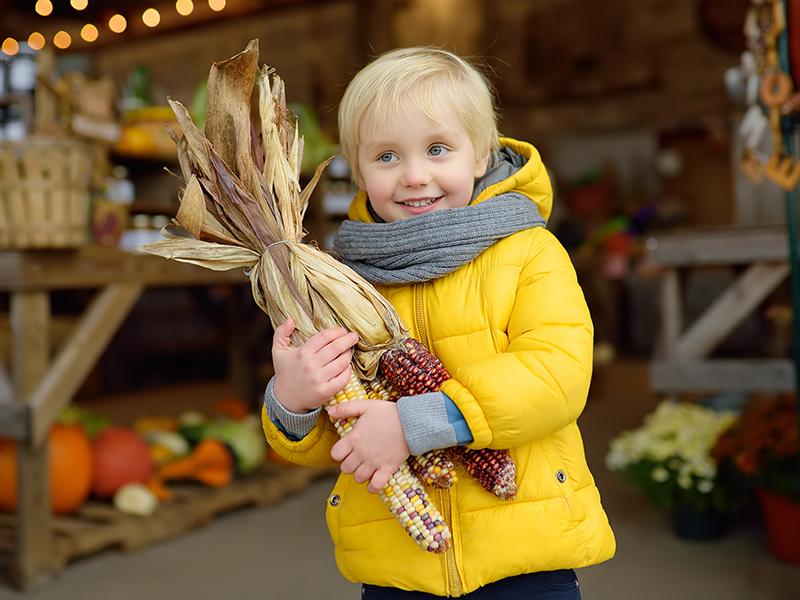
[111,150,179,166]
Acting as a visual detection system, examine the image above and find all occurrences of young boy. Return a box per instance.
[262,47,615,598]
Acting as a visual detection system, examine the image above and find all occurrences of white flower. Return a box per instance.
[697,479,714,494]
[651,467,670,482]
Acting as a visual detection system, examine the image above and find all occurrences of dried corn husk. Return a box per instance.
[142,40,405,379]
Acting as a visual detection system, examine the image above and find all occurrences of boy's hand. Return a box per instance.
[272,318,359,414]
[329,401,410,494]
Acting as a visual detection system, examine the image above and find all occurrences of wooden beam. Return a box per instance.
[673,263,789,360]
[651,359,795,393]
[28,283,143,446]
[9,291,54,589]
[646,226,789,266]
[0,246,246,292]
[0,357,11,404]
[658,269,682,358]
[0,403,29,441]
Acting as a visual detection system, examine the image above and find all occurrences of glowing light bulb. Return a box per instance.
[109,14,127,33]
[53,31,72,50]
[28,32,46,50]
[35,0,53,16]
[208,0,226,12]
[81,24,99,42]
[176,0,194,16]
[142,8,161,27]
[2,38,19,56]
[71,0,88,9]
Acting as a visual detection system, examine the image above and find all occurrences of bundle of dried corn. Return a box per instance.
[142,40,451,553]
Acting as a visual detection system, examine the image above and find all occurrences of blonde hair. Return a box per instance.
[338,47,499,184]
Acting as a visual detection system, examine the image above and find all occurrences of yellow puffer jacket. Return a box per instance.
[262,138,616,596]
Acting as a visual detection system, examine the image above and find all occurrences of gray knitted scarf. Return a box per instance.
[332,192,545,285]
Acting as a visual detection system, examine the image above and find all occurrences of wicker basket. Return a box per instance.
[0,137,92,249]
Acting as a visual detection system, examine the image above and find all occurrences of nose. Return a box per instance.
[400,159,431,187]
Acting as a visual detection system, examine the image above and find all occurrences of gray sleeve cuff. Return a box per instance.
[264,376,321,440]
[397,392,458,456]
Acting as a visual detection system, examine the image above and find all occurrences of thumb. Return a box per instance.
[273,318,295,347]
[327,400,368,420]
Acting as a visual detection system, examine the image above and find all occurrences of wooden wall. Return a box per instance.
[484,0,747,138]
[86,0,747,139]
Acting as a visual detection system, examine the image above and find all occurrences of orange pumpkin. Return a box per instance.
[0,424,93,514]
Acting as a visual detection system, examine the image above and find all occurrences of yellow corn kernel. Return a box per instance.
[409,450,458,489]
[324,372,367,435]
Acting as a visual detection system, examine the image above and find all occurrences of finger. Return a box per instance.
[330,438,352,463]
[327,400,368,421]
[272,318,295,348]
[367,468,393,494]
[339,452,361,475]
[320,348,353,381]
[353,463,376,485]
[321,365,352,398]
[315,331,359,365]
[304,327,349,354]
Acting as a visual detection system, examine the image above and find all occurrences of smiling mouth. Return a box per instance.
[399,197,440,208]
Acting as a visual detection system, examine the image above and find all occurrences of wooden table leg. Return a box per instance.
[10,291,56,589]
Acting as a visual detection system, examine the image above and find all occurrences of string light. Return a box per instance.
[28,32,46,50]
[142,8,161,28]
[2,38,19,56]
[176,0,194,16]
[35,0,53,17]
[208,0,226,11]
[109,14,127,33]
[53,31,72,50]
[81,24,99,43]
[70,0,88,10]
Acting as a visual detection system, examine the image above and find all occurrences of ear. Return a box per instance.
[474,152,490,178]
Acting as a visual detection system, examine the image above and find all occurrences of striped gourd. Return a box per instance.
[380,338,518,500]
[324,372,452,553]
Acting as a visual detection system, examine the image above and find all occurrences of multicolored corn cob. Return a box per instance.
[380,338,518,500]
[451,446,517,500]
[323,372,451,553]
[381,461,452,553]
[367,374,457,489]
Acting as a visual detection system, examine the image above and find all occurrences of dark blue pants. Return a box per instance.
[362,570,580,599]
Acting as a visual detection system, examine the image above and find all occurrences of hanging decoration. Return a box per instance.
[737,0,800,191]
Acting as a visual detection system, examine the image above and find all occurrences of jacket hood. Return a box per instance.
[346,137,553,224]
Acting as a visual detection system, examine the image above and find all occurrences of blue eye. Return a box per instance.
[378,152,396,163]
[429,145,448,157]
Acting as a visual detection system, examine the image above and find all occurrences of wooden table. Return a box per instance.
[647,225,793,393]
[0,245,249,589]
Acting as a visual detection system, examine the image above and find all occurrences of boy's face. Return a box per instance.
[356,102,489,222]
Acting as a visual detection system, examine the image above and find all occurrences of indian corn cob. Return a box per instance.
[451,446,517,500]
[325,373,452,552]
[381,338,518,500]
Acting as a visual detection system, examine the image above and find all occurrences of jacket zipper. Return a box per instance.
[413,283,463,597]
